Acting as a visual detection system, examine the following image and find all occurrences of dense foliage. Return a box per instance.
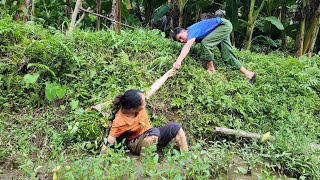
[1,0,320,55]
[0,18,319,179]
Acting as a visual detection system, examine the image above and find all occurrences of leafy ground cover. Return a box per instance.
[0,18,319,179]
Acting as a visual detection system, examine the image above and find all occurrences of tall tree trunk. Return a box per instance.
[243,0,266,50]
[169,0,174,29]
[266,0,273,37]
[303,4,320,54]
[195,4,201,22]
[96,0,101,30]
[308,19,320,56]
[144,1,153,27]
[65,0,72,19]
[243,24,254,50]
[14,0,30,22]
[23,0,30,21]
[110,0,121,33]
[281,5,287,50]
[295,19,306,57]
[243,0,255,50]
[135,3,143,22]
[116,0,121,33]
[69,0,81,34]
[172,0,179,28]
[178,0,188,27]
[295,0,308,57]
[178,12,183,27]
[226,0,239,46]
[31,0,35,21]
[231,32,235,46]
[110,0,117,29]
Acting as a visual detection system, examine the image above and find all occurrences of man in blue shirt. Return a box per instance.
[171,18,257,84]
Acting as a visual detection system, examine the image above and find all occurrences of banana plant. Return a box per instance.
[295,0,308,57]
[302,1,320,55]
[177,0,189,26]
[243,0,267,50]
[263,0,295,49]
[142,0,167,26]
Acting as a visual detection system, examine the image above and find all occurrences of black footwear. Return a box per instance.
[249,72,257,84]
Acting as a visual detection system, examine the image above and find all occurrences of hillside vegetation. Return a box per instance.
[0,18,319,179]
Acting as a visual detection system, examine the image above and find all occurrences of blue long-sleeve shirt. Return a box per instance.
[187,18,223,43]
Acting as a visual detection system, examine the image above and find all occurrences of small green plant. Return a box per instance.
[45,82,66,101]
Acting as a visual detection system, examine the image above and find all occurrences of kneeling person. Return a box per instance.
[101,69,188,155]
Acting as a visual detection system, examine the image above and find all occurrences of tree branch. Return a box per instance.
[75,7,90,29]
[79,7,136,29]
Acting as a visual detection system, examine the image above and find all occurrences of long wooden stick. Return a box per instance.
[79,7,136,29]
[214,127,262,139]
[214,126,319,150]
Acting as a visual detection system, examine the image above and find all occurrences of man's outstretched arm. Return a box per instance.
[173,38,196,69]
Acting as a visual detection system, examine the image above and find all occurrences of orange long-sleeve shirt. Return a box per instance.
[109,108,152,142]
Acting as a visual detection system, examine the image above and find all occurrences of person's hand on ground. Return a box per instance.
[100,144,108,155]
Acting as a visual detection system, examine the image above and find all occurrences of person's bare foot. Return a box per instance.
[206,61,215,73]
[248,72,255,79]
[249,72,257,84]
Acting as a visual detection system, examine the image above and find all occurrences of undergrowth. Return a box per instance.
[0,17,319,179]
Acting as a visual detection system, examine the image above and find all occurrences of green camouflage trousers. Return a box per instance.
[200,19,242,69]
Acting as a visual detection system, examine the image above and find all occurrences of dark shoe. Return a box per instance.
[249,72,257,84]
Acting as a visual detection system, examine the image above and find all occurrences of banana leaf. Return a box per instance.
[265,16,284,30]
[152,4,171,22]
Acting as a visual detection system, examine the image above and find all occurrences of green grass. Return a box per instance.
[0,18,319,179]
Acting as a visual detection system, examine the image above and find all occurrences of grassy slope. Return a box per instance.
[0,18,319,178]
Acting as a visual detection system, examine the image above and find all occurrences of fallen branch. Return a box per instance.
[215,127,264,139]
[214,126,319,150]
[79,7,136,29]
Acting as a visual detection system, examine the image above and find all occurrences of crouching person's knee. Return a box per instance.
[143,135,159,145]
[140,135,159,156]
[175,128,189,151]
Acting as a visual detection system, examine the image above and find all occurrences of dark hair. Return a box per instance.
[171,27,184,41]
[113,89,142,110]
